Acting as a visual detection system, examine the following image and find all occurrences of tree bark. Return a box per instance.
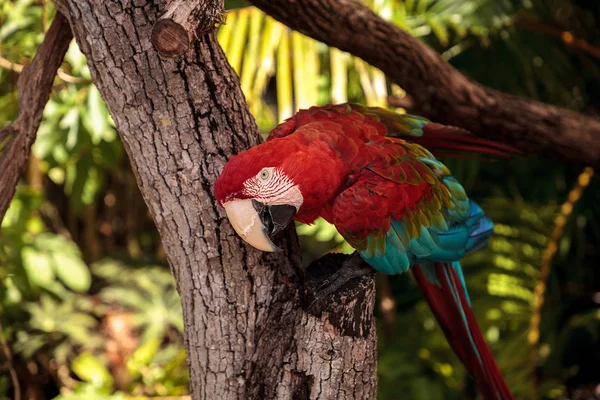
[52,1,377,398]
[251,0,600,168]
[0,13,72,222]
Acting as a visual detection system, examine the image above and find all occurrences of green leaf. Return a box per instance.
[4,276,23,304]
[81,164,103,206]
[426,14,449,46]
[93,140,121,169]
[131,337,161,366]
[84,86,110,144]
[47,167,65,184]
[53,383,127,400]
[60,107,80,149]
[21,246,55,289]
[71,353,113,388]
[315,223,341,242]
[100,287,149,310]
[34,233,78,256]
[65,40,91,79]
[51,251,91,292]
[66,153,98,211]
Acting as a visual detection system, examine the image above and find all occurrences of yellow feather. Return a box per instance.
[404,217,419,239]
[418,209,430,228]
[376,236,386,256]
[430,193,442,211]
[430,210,449,231]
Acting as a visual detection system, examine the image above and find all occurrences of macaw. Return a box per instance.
[214,103,515,400]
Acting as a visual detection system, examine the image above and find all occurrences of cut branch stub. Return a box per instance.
[151,0,226,57]
[151,19,190,56]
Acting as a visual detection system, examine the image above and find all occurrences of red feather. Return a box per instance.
[411,123,521,159]
[412,263,514,400]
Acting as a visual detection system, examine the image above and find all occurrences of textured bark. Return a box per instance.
[0,13,72,222]
[53,1,377,398]
[251,0,600,168]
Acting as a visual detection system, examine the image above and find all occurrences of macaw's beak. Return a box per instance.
[222,199,297,252]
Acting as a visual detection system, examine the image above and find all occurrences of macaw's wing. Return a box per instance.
[349,104,519,158]
[356,104,518,158]
[267,103,428,141]
[331,154,513,400]
[267,104,353,140]
[331,152,475,274]
[268,103,518,158]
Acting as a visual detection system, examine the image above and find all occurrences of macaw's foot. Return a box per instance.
[306,252,374,312]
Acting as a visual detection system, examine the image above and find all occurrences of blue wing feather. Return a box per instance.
[360,198,493,276]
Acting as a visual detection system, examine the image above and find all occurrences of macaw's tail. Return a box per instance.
[412,262,514,400]
[413,123,521,160]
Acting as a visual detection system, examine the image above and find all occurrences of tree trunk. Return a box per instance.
[52,1,377,398]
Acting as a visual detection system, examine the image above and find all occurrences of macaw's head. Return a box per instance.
[214,138,343,252]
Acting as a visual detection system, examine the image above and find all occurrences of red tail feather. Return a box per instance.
[409,123,521,159]
[412,263,514,400]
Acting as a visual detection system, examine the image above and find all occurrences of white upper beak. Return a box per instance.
[223,199,280,252]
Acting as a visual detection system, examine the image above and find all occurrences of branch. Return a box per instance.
[0,55,88,84]
[151,0,226,57]
[250,0,600,168]
[0,319,20,400]
[515,16,600,60]
[0,13,73,222]
[387,95,415,110]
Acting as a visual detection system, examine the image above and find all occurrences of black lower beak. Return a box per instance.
[252,200,297,237]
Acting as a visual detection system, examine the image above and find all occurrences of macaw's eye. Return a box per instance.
[259,169,270,181]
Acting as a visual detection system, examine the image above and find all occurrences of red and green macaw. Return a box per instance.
[214,103,515,399]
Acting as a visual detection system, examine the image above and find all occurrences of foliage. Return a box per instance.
[1,0,600,399]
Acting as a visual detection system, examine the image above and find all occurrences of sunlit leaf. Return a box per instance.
[51,250,91,292]
[21,246,55,288]
[131,337,161,366]
[60,107,80,149]
[65,40,91,79]
[228,8,249,73]
[4,276,23,304]
[71,353,113,388]
[240,8,263,98]
[276,29,293,121]
[426,14,449,46]
[330,48,348,103]
[85,86,110,144]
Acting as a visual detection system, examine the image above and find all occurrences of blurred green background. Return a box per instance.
[1,0,600,399]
